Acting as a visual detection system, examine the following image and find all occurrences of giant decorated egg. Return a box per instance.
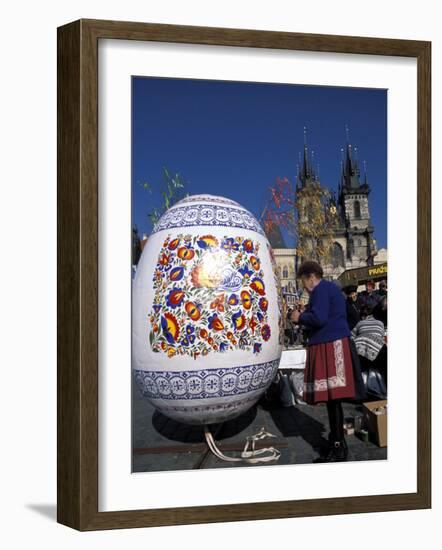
[132,194,283,425]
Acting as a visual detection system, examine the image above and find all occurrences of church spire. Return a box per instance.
[301,126,311,181]
[298,126,318,187]
[341,126,362,190]
[363,160,369,186]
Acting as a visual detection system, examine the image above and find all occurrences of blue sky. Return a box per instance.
[132,77,387,249]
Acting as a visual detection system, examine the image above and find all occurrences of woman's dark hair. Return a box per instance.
[343,284,358,296]
[297,260,323,279]
[360,304,374,317]
[373,297,387,325]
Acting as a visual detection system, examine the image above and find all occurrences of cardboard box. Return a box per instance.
[363,400,388,447]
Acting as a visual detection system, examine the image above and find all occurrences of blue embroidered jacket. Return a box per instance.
[299,279,351,345]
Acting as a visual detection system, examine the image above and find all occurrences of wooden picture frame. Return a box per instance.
[57,18,431,531]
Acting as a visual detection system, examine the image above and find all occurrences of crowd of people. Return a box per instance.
[343,280,388,387]
[284,264,388,462]
[344,279,387,331]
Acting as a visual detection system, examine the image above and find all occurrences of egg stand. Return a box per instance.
[133,422,287,468]
[203,425,281,464]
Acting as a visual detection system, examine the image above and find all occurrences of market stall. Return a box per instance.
[337,262,387,289]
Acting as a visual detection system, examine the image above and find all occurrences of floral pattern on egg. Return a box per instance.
[149,233,271,359]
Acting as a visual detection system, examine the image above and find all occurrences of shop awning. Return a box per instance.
[337,263,387,287]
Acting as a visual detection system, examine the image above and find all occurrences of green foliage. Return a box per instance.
[139,167,189,227]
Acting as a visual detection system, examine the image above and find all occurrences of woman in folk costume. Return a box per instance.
[291,261,365,462]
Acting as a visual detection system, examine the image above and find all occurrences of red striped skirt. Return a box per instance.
[303,337,356,404]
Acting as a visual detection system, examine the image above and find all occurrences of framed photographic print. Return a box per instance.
[57,19,431,530]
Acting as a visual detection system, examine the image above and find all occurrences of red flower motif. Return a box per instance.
[249,316,258,333]
[240,290,252,310]
[250,256,260,271]
[168,238,180,250]
[208,314,224,331]
[243,239,254,253]
[185,301,201,321]
[161,313,180,343]
[197,235,219,249]
[159,252,171,266]
[177,247,195,260]
[250,278,265,296]
[210,294,225,312]
[261,324,271,341]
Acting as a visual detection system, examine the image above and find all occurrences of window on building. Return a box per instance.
[354,200,361,219]
[332,242,345,268]
[282,265,289,279]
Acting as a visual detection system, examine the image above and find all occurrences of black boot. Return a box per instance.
[317,399,348,462]
[314,439,348,463]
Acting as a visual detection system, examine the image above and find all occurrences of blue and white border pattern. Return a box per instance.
[134,359,279,401]
[175,195,241,207]
[152,204,265,236]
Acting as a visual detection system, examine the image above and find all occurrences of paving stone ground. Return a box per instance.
[132,383,387,473]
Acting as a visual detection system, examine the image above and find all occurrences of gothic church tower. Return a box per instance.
[295,129,328,262]
[338,135,377,268]
[292,127,378,280]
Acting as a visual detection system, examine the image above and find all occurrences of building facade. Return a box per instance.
[273,247,298,306]
[265,130,385,287]
[295,132,379,280]
[265,222,299,304]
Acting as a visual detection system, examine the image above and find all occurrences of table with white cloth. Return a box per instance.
[277,347,307,405]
